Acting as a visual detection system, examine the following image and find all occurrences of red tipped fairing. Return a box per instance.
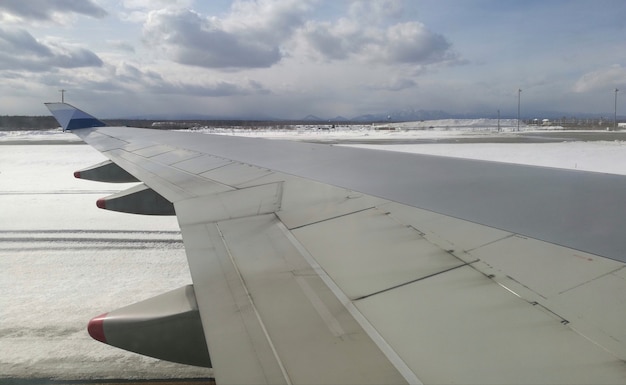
[86,286,211,368]
[87,313,107,343]
[73,160,139,183]
[94,184,174,215]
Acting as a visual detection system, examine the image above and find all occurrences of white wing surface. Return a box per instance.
[46,103,626,384]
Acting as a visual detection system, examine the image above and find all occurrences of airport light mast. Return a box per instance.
[497,109,501,132]
[517,89,522,131]
[615,88,619,131]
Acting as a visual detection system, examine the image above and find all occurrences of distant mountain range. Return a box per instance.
[299,109,453,122]
[123,109,456,122]
[4,107,621,126]
[351,108,452,122]
[311,108,622,122]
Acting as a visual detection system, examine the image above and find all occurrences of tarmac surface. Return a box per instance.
[2,380,214,385]
[303,130,626,144]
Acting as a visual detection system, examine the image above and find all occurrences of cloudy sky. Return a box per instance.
[1,0,625,119]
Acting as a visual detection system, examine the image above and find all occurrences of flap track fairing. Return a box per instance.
[74,160,139,183]
[97,183,175,215]
[88,285,211,368]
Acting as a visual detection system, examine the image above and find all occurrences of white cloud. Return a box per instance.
[118,0,193,23]
[58,60,270,98]
[142,8,283,69]
[381,22,454,64]
[0,0,106,24]
[122,0,192,9]
[106,40,136,53]
[140,0,317,70]
[573,65,626,93]
[299,19,455,66]
[0,28,103,71]
[348,0,405,22]
[0,0,469,118]
[369,77,418,91]
[141,1,455,70]
[224,0,313,42]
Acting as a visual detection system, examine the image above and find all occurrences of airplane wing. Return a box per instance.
[45,103,626,384]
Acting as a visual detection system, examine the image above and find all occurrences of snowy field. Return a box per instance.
[2,122,626,381]
[0,144,211,380]
[346,141,626,175]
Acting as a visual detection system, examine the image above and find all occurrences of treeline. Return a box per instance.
[0,116,59,130]
[0,116,368,131]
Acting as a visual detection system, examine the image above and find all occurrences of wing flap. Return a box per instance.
[178,221,290,384]
[175,183,283,226]
[180,212,411,384]
[380,201,626,360]
[285,193,626,383]
[151,149,203,166]
[179,166,626,383]
[200,163,274,187]
[133,144,179,158]
[291,207,468,299]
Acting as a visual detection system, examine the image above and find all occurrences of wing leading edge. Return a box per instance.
[46,103,626,384]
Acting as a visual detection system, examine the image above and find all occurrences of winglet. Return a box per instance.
[45,102,106,131]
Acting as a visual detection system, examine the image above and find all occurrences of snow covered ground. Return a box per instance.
[184,118,542,140]
[0,128,82,143]
[0,145,211,380]
[345,141,626,176]
[194,121,626,175]
[2,121,626,381]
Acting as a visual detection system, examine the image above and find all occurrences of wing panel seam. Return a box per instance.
[286,206,376,230]
[215,222,293,385]
[353,259,480,301]
[275,220,422,385]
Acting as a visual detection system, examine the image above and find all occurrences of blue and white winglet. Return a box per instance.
[45,102,106,131]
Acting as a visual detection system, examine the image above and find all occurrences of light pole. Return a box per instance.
[497,109,501,132]
[615,88,619,131]
[517,88,522,131]
[59,89,66,103]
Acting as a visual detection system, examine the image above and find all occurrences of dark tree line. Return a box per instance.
[0,115,368,131]
[0,116,60,130]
